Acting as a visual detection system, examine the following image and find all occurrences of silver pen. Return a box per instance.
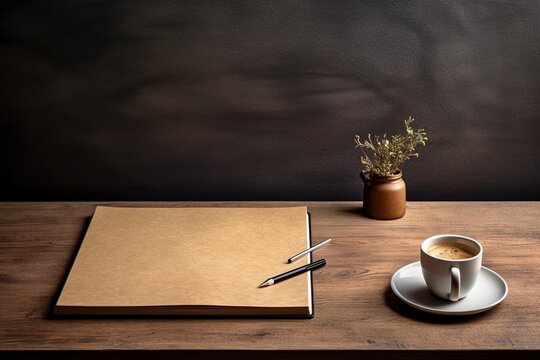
[287,238,332,263]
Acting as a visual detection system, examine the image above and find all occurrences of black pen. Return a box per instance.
[259,259,326,287]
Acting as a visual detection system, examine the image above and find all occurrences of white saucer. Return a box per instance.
[390,261,508,315]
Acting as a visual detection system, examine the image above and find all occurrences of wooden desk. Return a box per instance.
[1,202,539,359]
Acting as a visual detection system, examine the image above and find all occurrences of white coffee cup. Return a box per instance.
[420,234,483,301]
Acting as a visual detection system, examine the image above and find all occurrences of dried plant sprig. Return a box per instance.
[354,116,428,177]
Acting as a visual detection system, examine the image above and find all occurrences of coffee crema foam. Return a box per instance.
[427,242,477,260]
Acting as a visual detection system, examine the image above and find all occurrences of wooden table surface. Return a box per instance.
[1,202,539,359]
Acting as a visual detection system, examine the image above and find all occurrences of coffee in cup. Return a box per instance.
[421,234,483,301]
[427,242,477,260]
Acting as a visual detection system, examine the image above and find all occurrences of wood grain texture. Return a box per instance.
[1,202,539,356]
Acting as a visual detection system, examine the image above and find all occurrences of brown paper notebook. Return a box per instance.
[55,206,313,317]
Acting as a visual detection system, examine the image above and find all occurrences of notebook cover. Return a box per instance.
[54,206,314,318]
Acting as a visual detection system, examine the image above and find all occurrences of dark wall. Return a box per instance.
[2,0,539,200]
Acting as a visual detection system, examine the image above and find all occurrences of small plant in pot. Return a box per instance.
[354,116,428,220]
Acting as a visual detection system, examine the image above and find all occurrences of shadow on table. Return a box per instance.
[338,206,373,219]
[384,285,499,324]
[47,216,92,319]
[339,206,410,221]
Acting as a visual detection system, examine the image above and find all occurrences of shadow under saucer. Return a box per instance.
[386,261,507,322]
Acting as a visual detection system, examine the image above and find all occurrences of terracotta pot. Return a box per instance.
[361,170,406,220]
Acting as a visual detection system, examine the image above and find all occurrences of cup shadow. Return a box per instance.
[384,285,499,324]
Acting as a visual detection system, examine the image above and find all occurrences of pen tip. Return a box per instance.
[259,279,274,288]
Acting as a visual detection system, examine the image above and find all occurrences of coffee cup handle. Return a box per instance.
[449,267,460,301]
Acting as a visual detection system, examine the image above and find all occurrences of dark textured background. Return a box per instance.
[1,0,539,200]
